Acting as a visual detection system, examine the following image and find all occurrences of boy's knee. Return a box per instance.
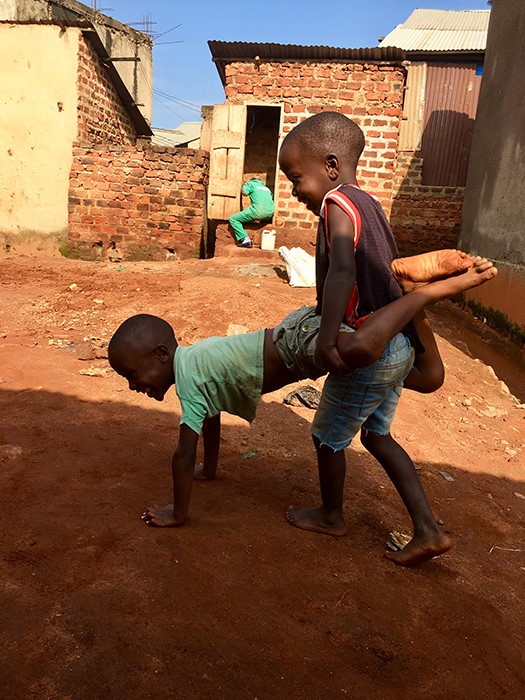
[360,427,389,450]
[420,366,445,393]
[338,333,382,369]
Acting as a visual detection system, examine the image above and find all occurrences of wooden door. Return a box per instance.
[207,104,246,219]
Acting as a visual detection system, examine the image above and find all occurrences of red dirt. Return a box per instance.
[0,251,524,699]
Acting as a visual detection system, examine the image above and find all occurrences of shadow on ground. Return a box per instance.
[1,388,523,699]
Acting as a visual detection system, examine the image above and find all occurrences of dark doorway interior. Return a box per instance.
[243,105,281,197]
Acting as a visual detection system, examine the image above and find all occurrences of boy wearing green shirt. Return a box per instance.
[229,178,275,248]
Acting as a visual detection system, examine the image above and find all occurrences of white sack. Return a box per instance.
[278,246,316,287]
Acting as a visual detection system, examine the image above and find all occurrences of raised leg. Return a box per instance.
[336,258,497,372]
[403,310,444,393]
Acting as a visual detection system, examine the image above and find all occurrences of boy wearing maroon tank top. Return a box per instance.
[278,111,451,566]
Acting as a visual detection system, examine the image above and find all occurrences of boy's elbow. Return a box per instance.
[349,336,382,368]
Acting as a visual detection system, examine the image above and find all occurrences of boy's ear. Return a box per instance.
[325,154,339,181]
[154,344,171,364]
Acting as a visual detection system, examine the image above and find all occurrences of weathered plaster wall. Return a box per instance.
[58,0,153,125]
[94,23,153,125]
[460,0,525,330]
[0,24,79,250]
[0,0,48,21]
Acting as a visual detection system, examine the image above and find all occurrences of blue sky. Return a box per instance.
[100,0,490,129]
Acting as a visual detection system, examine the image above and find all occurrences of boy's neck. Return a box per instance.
[337,167,358,187]
[323,174,359,200]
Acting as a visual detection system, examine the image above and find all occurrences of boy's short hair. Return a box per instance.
[109,313,174,352]
[283,111,365,168]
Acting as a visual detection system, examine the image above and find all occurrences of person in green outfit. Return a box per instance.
[229,178,275,248]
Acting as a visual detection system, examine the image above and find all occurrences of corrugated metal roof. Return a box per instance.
[152,123,202,147]
[208,41,406,85]
[380,9,490,52]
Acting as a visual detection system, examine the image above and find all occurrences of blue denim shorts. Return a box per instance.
[311,332,415,451]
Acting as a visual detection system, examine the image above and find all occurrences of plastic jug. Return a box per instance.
[261,229,276,251]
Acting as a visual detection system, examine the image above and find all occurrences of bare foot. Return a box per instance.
[285,506,347,537]
[385,531,452,567]
[392,250,473,292]
[194,463,216,480]
[417,257,497,302]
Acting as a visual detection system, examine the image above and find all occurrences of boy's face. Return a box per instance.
[279,140,336,214]
[109,344,173,402]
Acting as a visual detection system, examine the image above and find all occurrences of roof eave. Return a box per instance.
[405,49,485,62]
[208,41,407,87]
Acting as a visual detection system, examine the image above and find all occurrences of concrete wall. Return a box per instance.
[0,24,79,251]
[0,0,48,21]
[94,22,153,125]
[460,0,525,331]
[58,0,153,125]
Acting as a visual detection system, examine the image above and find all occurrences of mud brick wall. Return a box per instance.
[224,61,405,233]
[68,143,209,260]
[390,153,465,256]
[77,35,136,145]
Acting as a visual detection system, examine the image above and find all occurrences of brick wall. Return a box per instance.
[224,61,405,233]
[68,143,209,260]
[77,35,136,145]
[390,153,465,256]
[222,59,464,254]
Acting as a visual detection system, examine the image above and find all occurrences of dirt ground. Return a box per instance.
[0,250,524,699]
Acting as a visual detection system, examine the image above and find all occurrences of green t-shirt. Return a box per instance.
[174,330,265,434]
[242,179,275,218]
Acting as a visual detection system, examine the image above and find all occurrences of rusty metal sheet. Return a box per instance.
[421,63,482,186]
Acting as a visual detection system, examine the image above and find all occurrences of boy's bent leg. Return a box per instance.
[229,205,258,242]
[228,212,247,240]
[360,429,452,566]
[286,436,347,537]
[403,310,444,393]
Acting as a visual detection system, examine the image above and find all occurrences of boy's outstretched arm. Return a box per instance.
[142,424,199,527]
[194,413,221,480]
[315,203,356,373]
